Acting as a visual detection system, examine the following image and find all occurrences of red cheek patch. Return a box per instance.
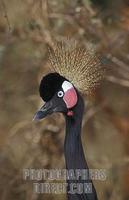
[63,88,77,109]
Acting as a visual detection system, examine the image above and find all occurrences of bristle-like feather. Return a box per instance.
[48,39,105,94]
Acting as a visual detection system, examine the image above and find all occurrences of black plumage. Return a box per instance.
[39,73,66,102]
[34,40,105,200]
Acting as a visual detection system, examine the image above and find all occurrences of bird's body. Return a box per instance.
[34,39,105,200]
[64,91,98,200]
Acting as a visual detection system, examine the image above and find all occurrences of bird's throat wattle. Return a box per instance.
[67,110,74,117]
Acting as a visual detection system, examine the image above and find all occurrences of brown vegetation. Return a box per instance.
[0,0,129,199]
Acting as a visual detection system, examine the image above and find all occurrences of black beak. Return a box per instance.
[33,101,53,121]
[33,94,67,121]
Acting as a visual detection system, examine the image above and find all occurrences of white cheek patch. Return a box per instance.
[62,81,73,92]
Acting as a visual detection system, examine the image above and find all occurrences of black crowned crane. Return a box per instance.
[33,40,104,200]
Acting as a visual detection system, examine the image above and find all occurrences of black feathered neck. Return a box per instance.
[39,73,66,102]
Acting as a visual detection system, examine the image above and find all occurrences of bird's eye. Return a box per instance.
[57,91,64,98]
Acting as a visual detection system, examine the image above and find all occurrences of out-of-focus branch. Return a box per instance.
[0,0,12,32]
[107,54,129,73]
[106,75,129,88]
[107,54,129,80]
[39,0,53,47]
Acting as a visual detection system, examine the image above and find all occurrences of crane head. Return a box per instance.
[33,72,78,121]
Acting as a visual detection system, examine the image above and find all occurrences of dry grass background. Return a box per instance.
[0,0,129,199]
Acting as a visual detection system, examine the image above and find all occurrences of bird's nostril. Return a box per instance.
[40,107,47,112]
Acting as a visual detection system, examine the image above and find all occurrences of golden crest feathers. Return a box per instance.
[48,39,105,94]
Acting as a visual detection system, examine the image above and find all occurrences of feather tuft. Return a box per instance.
[48,39,105,94]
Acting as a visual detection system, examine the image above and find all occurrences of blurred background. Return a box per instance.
[0,0,129,199]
